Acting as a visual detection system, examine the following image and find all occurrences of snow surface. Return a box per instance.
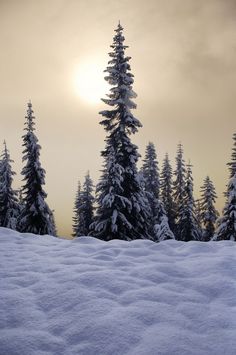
[0,227,236,355]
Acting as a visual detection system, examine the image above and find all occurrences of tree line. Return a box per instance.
[1,23,235,241]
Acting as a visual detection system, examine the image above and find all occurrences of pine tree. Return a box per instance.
[49,210,57,237]
[195,199,202,227]
[16,189,25,212]
[18,101,56,236]
[200,176,219,241]
[73,173,94,237]
[0,141,19,229]
[91,146,130,240]
[160,153,175,232]
[227,133,236,178]
[72,181,82,237]
[177,163,201,241]
[142,142,160,200]
[173,143,186,238]
[90,24,150,241]
[141,143,173,241]
[214,173,236,241]
[154,201,175,241]
[141,142,159,238]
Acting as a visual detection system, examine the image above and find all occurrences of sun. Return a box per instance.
[73,59,109,104]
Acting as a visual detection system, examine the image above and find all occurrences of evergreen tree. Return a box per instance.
[227,133,236,178]
[195,199,202,227]
[173,143,186,237]
[16,188,25,212]
[49,209,57,237]
[141,142,159,238]
[214,173,236,241]
[18,101,56,235]
[141,143,173,241]
[91,146,131,240]
[200,176,219,241]
[73,173,94,237]
[0,141,19,229]
[177,163,201,241]
[90,24,150,240]
[154,201,175,241]
[160,153,175,232]
[72,181,82,237]
[142,142,160,200]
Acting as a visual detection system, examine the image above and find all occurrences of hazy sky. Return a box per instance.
[0,0,236,236]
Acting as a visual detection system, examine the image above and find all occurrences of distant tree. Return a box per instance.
[141,142,159,237]
[214,173,236,241]
[72,181,82,237]
[200,176,219,241]
[142,142,160,200]
[0,141,19,229]
[195,199,202,227]
[160,153,175,232]
[227,133,236,178]
[173,143,186,238]
[16,189,25,212]
[49,210,57,237]
[195,198,203,238]
[141,143,173,241]
[177,163,201,241]
[73,173,94,237]
[154,201,175,241]
[18,101,56,236]
[90,23,150,241]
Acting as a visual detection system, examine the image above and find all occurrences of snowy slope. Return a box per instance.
[0,228,236,355]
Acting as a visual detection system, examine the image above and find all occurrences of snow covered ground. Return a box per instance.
[0,228,236,355]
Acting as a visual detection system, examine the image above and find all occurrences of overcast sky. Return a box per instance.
[1,0,236,236]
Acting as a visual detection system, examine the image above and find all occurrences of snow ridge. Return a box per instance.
[0,228,236,355]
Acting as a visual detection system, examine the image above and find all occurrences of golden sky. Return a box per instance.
[0,0,236,236]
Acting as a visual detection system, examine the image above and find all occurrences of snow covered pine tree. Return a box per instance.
[177,163,201,241]
[90,23,150,241]
[227,133,236,178]
[200,176,219,241]
[214,177,236,241]
[73,173,94,237]
[214,134,236,241]
[18,102,56,236]
[153,201,175,241]
[72,181,82,237]
[142,142,160,200]
[142,142,173,241]
[0,141,19,229]
[160,153,175,233]
[173,143,186,238]
[195,199,202,229]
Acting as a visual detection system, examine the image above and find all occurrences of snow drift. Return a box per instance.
[0,228,236,355]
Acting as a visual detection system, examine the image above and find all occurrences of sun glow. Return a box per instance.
[73,59,109,104]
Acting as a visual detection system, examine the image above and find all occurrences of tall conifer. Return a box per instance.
[18,102,56,235]
[90,23,150,240]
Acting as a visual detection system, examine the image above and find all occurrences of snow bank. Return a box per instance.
[0,227,236,355]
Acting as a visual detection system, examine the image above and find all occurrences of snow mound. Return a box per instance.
[0,228,236,355]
